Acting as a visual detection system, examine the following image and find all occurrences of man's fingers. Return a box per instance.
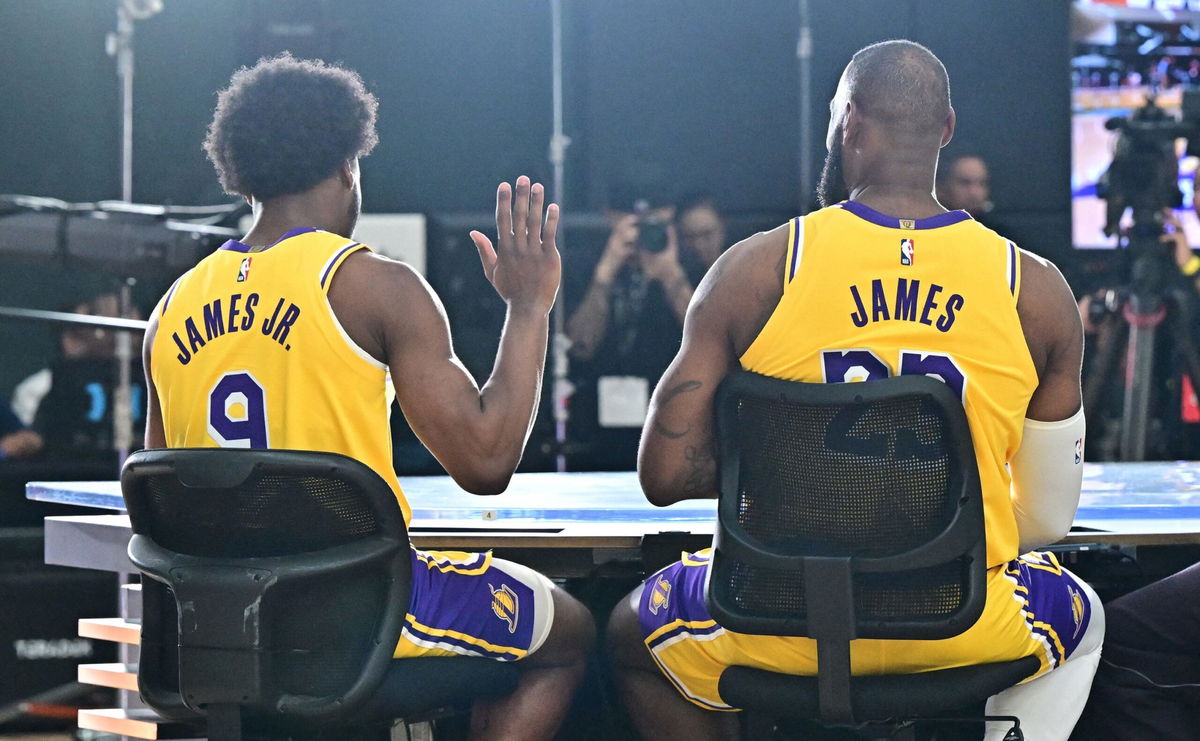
[513,175,531,247]
[470,230,498,274]
[542,203,561,249]
[496,182,513,247]
[528,182,545,244]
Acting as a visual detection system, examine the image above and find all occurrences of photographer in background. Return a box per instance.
[0,398,42,461]
[676,191,727,277]
[565,171,724,470]
[1161,203,1200,290]
[936,149,992,219]
[10,292,145,459]
[1080,203,1200,460]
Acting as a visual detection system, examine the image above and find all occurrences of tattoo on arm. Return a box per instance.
[682,443,716,497]
[651,379,703,439]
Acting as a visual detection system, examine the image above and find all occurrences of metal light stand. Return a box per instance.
[797,0,814,214]
[105,0,161,467]
[548,0,573,472]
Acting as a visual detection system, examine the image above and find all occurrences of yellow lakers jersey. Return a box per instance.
[740,202,1037,567]
[150,227,409,522]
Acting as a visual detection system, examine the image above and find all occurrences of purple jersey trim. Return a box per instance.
[839,200,971,230]
[160,276,183,315]
[319,243,362,289]
[402,617,519,661]
[787,217,802,282]
[645,620,723,651]
[218,226,319,253]
[1007,241,1018,295]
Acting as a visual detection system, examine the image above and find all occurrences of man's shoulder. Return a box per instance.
[330,250,429,322]
[337,249,424,289]
[1015,248,1080,373]
[716,222,791,270]
[690,223,790,353]
[691,222,790,297]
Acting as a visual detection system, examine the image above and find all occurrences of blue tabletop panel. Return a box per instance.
[25,462,1200,525]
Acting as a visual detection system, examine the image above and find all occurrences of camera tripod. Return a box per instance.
[1084,222,1200,461]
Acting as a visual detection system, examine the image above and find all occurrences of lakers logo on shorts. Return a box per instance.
[648,577,671,616]
[489,583,519,634]
[1069,585,1085,638]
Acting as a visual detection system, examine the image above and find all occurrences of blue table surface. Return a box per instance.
[24,462,1200,526]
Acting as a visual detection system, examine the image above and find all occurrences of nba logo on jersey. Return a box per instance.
[1075,437,1083,465]
[900,239,915,266]
[237,257,252,283]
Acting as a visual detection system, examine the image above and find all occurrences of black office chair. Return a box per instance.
[121,448,519,741]
[707,372,1040,741]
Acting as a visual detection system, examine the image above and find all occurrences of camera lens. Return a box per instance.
[639,219,669,253]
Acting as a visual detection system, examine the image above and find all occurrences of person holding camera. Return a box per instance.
[1161,206,1200,287]
[568,203,687,354]
[564,176,722,471]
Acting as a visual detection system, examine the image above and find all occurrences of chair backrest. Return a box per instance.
[121,448,411,727]
[706,371,987,641]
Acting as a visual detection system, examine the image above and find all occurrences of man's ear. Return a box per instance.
[940,106,957,149]
[826,99,850,151]
[339,160,356,190]
[842,100,864,150]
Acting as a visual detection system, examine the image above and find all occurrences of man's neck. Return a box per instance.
[242,199,345,247]
[845,148,944,220]
[848,182,944,221]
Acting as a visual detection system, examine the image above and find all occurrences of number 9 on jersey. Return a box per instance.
[207,371,269,449]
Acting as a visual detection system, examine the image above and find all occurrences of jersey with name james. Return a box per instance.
[149,227,408,523]
[739,202,1037,567]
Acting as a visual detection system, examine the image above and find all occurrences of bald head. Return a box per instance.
[817,39,956,208]
[844,40,951,141]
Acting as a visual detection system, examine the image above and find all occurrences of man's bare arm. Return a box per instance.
[638,227,787,506]
[1011,250,1086,550]
[332,177,560,495]
[1018,250,1084,421]
[0,430,42,459]
[566,215,637,360]
[565,276,613,360]
[142,313,166,449]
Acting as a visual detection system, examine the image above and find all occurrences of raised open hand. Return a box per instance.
[470,176,562,313]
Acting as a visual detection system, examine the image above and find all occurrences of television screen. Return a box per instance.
[1072,0,1200,247]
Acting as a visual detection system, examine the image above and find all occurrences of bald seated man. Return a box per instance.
[607,40,1104,741]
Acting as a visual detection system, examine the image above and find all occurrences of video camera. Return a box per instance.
[1098,91,1200,238]
[1089,90,1200,462]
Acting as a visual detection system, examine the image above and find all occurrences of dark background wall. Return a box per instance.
[0,0,1071,392]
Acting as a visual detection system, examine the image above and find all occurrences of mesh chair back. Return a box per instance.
[707,372,986,641]
[130,461,391,558]
[122,448,410,725]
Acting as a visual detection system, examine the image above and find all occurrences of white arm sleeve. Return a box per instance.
[1009,407,1086,554]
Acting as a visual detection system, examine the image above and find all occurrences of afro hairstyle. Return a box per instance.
[203,53,379,201]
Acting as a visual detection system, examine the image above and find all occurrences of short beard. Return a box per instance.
[344,186,361,238]
[817,131,849,209]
